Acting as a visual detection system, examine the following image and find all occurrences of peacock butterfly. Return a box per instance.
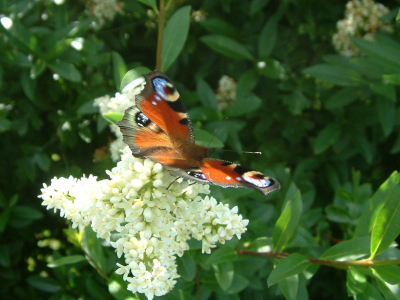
[117,71,280,195]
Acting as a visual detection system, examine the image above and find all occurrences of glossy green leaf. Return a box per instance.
[48,61,82,82]
[108,273,138,300]
[347,267,367,296]
[273,190,302,251]
[112,51,127,91]
[312,122,341,155]
[326,205,352,224]
[161,6,191,72]
[77,100,99,115]
[355,171,400,237]
[268,253,311,286]
[353,282,385,300]
[258,16,277,57]
[373,269,400,300]
[377,98,395,137]
[120,67,151,92]
[278,275,298,300]
[102,112,124,124]
[225,93,262,117]
[370,186,400,258]
[196,77,218,109]
[207,247,236,265]
[303,64,363,86]
[47,255,87,268]
[212,261,234,291]
[372,266,400,285]
[200,35,254,61]
[177,253,196,282]
[320,237,371,261]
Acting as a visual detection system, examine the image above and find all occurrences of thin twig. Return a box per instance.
[196,264,201,300]
[156,0,166,71]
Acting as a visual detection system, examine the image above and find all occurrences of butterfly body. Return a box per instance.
[117,71,280,195]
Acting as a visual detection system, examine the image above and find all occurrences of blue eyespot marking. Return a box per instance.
[154,94,161,101]
[236,177,242,182]
[153,78,168,99]
[152,101,157,105]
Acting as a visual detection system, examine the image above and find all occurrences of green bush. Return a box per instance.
[1,0,400,299]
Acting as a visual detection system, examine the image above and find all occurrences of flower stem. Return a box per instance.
[156,0,166,71]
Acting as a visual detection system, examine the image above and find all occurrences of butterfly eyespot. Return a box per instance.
[187,171,207,180]
[135,112,151,127]
[236,177,242,181]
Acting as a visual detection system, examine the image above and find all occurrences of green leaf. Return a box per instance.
[137,0,157,10]
[351,37,400,68]
[303,64,363,86]
[207,247,236,265]
[0,209,10,232]
[383,74,400,86]
[347,267,367,296]
[320,237,371,261]
[102,112,124,124]
[373,266,400,285]
[225,93,262,117]
[193,128,224,148]
[86,277,109,300]
[258,57,285,79]
[355,171,400,237]
[278,275,298,300]
[30,60,46,79]
[77,100,99,115]
[21,70,35,101]
[370,185,400,259]
[12,206,43,220]
[371,83,396,102]
[397,8,400,21]
[212,261,234,291]
[373,269,400,300]
[267,253,311,286]
[196,78,218,109]
[200,35,254,61]
[326,205,352,224]
[353,129,374,164]
[108,273,138,300]
[377,98,395,137]
[273,190,302,251]
[258,16,277,57]
[353,282,385,300]
[82,226,106,274]
[225,274,249,294]
[48,61,82,82]
[312,122,341,155]
[201,18,238,38]
[33,152,51,171]
[47,255,87,268]
[250,0,270,15]
[325,87,361,109]
[112,51,127,91]
[237,69,260,98]
[120,67,151,92]
[177,253,196,282]
[27,275,62,293]
[161,6,191,72]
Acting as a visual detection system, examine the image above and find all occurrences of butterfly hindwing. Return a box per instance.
[197,159,280,195]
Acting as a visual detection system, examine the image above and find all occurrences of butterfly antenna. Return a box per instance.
[221,149,262,155]
[207,117,228,149]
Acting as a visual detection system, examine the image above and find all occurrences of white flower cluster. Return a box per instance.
[85,0,124,29]
[94,83,144,161]
[216,75,237,110]
[39,147,248,299]
[332,0,392,57]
